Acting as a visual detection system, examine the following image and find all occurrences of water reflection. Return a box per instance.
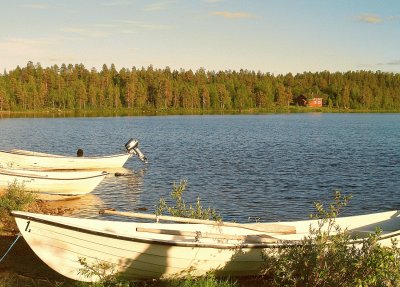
[42,194,104,218]
[36,168,147,219]
[94,167,147,219]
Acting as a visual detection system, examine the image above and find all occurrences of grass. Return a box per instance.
[0,274,241,287]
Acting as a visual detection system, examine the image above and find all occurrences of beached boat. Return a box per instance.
[11,209,400,282]
[0,168,107,196]
[0,138,147,170]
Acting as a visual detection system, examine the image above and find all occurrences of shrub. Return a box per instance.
[77,257,132,287]
[0,180,37,231]
[262,191,400,287]
[77,259,238,287]
[155,180,221,221]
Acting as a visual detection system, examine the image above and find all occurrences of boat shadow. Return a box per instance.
[111,231,266,281]
[0,235,74,284]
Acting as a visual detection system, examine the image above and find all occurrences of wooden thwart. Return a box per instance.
[100,209,296,234]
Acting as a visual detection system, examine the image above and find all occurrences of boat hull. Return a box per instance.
[11,210,400,282]
[0,150,131,170]
[12,212,273,282]
[0,169,106,195]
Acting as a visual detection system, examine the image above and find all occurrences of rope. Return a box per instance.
[0,233,21,263]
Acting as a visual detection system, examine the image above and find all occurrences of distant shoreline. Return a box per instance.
[1,107,399,118]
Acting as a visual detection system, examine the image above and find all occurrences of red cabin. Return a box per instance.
[308,97,323,107]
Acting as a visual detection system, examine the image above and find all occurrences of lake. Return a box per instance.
[1,113,399,223]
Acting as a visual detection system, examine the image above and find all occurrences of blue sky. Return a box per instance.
[0,0,399,74]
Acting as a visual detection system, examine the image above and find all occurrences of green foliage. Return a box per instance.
[156,180,221,221]
[162,274,239,287]
[262,191,400,287]
[77,257,237,287]
[0,180,36,230]
[81,274,237,287]
[2,62,400,113]
[0,276,70,287]
[77,257,130,287]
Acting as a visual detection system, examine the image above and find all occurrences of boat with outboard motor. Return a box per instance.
[0,138,147,170]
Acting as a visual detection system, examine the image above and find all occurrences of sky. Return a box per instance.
[0,0,399,75]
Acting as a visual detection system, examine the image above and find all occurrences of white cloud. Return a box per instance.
[116,20,171,30]
[100,1,133,7]
[0,38,54,53]
[211,11,256,19]
[144,1,172,11]
[62,27,110,38]
[357,14,383,24]
[0,37,62,70]
[20,4,48,9]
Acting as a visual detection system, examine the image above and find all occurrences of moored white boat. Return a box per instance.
[0,138,147,170]
[0,168,107,196]
[11,210,400,282]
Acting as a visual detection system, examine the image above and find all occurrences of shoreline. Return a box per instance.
[1,107,400,119]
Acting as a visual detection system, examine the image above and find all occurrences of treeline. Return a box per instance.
[0,61,400,112]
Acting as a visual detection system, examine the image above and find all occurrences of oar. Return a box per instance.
[99,209,296,234]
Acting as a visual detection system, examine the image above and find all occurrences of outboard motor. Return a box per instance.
[125,138,148,163]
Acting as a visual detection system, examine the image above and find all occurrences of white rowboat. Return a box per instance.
[0,138,147,170]
[11,210,400,282]
[0,168,107,195]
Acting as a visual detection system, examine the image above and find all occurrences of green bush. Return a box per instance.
[262,191,400,287]
[155,180,221,221]
[0,180,36,231]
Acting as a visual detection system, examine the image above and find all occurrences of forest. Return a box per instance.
[0,61,400,113]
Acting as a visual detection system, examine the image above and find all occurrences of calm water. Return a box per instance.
[1,114,399,222]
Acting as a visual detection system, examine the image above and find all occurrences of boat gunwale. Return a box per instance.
[12,211,400,249]
[0,149,131,160]
[11,211,288,249]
